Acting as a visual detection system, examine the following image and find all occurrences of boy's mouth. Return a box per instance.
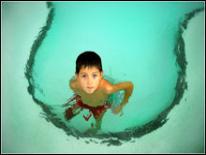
[87,87,94,89]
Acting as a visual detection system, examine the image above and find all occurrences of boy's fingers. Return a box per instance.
[120,111,124,116]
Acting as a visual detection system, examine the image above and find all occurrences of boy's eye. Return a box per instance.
[93,74,97,78]
[82,75,87,78]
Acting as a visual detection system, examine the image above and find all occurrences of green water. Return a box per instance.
[25,2,204,142]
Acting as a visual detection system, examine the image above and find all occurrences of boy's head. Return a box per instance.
[76,51,102,74]
[75,51,103,94]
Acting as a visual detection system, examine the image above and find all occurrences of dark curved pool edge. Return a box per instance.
[24,2,204,146]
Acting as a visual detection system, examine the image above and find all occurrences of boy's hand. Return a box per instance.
[112,105,123,114]
[112,100,127,114]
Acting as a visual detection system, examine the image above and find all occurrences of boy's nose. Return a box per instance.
[87,77,93,85]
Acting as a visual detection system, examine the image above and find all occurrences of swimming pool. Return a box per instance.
[2,2,205,153]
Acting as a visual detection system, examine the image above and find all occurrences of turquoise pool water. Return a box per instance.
[2,2,204,150]
[24,2,204,144]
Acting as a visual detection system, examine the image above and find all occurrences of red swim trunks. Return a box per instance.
[65,95,111,121]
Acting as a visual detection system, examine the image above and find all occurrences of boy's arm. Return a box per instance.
[106,81,134,107]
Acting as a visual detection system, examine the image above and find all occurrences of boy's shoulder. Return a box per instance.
[101,78,114,94]
[69,77,79,91]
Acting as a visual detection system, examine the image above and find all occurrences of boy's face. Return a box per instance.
[76,66,103,94]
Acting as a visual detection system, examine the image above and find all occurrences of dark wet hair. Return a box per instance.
[75,51,102,74]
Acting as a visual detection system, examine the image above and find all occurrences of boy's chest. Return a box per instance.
[78,90,108,107]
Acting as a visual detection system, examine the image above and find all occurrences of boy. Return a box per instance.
[64,51,133,133]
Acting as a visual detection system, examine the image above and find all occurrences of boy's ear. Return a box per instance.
[100,71,103,77]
